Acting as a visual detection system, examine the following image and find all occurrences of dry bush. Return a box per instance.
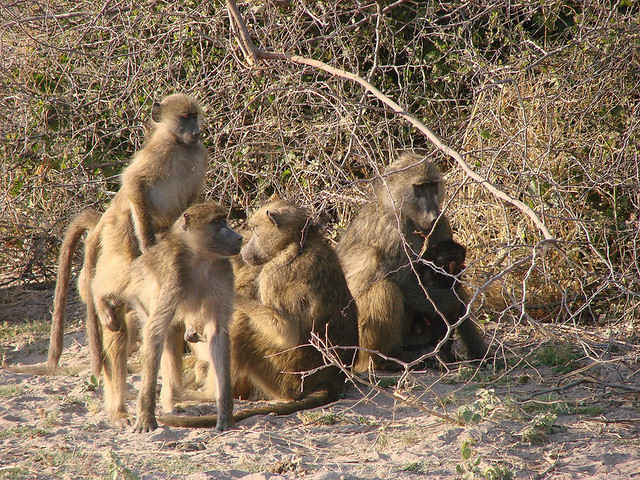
[1,1,638,354]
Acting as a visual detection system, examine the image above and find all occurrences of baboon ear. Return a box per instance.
[151,102,162,123]
[180,212,191,231]
[267,193,280,202]
[266,210,281,228]
[447,261,457,275]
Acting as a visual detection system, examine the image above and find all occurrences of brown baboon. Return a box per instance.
[336,152,486,371]
[160,198,359,428]
[233,198,358,400]
[47,94,207,425]
[184,231,261,395]
[126,201,242,432]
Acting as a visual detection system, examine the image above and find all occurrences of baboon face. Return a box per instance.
[152,94,203,145]
[427,240,466,275]
[181,202,243,257]
[241,198,309,267]
[379,154,445,232]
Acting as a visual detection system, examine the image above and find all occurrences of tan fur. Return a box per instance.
[161,198,359,429]
[126,201,242,432]
[87,94,206,426]
[232,198,359,401]
[46,94,207,426]
[46,208,101,373]
[337,152,487,371]
[231,230,261,300]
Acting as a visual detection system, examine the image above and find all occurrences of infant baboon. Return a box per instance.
[127,201,242,432]
[408,240,468,359]
[160,198,359,429]
[422,240,467,290]
[47,94,207,425]
[337,152,486,371]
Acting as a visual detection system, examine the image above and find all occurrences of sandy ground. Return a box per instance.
[1,284,640,479]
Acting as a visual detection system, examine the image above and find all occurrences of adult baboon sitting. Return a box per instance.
[232,197,359,401]
[337,152,486,371]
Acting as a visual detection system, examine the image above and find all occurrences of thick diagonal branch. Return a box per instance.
[225,0,554,241]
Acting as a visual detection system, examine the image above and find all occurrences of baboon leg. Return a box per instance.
[231,312,285,400]
[133,316,168,433]
[355,281,405,372]
[208,325,234,431]
[125,310,140,357]
[102,304,130,427]
[456,317,487,361]
[160,322,185,413]
[85,294,103,378]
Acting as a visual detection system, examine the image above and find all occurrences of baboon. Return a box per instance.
[408,240,468,359]
[421,240,467,290]
[160,198,359,428]
[184,231,261,395]
[47,94,207,425]
[233,198,358,400]
[336,152,486,371]
[126,201,242,432]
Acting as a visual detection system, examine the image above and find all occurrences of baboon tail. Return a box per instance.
[47,208,101,374]
[83,231,104,378]
[158,390,336,428]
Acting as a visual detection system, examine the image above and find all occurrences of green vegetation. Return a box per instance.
[0,385,25,398]
[105,450,140,480]
[520,412,557,444]
[536,343,583,374]
[456,438,514,480]
[456,388,502,425]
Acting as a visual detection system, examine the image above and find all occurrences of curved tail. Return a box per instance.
[47,208,101,374]
[83,227,104,378]
[159,390,336,428]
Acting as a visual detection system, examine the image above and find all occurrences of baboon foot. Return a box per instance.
[109,411,132,429]
[132,414,158,433]
[216,415,235,432]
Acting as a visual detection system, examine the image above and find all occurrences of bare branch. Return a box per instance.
[224,0,554,241]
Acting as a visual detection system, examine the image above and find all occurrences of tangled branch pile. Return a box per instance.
[1,1,638,336]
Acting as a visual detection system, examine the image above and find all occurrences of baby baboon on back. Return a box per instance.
[234,197,359,401]
[47,94,207,425]
[337,152,486,371]
[127,201,242,432]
